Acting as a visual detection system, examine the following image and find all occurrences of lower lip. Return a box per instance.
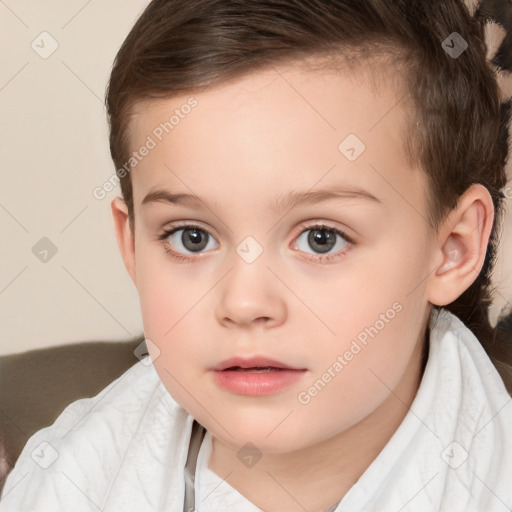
[211,368,307,395]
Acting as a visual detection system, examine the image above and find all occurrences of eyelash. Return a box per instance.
[157,222,354,263]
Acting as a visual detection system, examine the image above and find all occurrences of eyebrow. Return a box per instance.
[141,185,381,214]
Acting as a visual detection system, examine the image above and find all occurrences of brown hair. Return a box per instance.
[105,0,512,390]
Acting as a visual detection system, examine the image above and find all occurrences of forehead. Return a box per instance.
[126,59,428,226]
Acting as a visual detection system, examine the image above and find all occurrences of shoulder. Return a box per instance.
[432,308,511,394]
[429,308,512,442]
[0,359,181,511]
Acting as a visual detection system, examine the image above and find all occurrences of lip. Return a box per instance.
[211,356,305,371]
[210,355,307,396]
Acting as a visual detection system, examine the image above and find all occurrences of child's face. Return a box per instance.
[117,60,438,453]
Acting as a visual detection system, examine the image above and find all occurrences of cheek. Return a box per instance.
[297,236,429,412]
[134,240,199,334]
[136,266,206,411]
[296,300,423,438]
[136,265,179,339]
[302,232,428,341]
[134,248,200,366]
[132,244,222,395]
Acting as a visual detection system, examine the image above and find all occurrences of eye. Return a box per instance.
[292,223,352,263]
[158,224,219,261]
[158,222,353,263]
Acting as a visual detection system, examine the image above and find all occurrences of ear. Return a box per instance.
[111,197,137,286]
[426,184,495,306]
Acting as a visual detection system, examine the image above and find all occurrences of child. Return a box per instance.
[1,0,512,510]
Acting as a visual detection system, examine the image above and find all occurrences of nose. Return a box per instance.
[215,256,287,330]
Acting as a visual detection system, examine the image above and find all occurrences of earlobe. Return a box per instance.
[427,184,494,306]
[111,197,137,285]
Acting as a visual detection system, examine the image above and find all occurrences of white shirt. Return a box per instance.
[1,309,511,511]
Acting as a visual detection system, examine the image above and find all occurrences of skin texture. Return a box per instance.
[111,60,494,511]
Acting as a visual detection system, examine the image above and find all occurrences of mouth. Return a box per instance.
[210,355,307,395]
[211,356,306,372]
[223,366,289,373]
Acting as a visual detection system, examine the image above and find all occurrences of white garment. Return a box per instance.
[1,309,511,512]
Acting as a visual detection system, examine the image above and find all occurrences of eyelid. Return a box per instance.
[157,221,217,240]
[291,220,355,245]
[158,220,355,242]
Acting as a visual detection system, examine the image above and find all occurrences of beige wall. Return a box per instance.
[1,2,149,355]
[0,2,511,355]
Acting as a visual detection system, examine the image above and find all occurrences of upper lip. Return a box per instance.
[212,356,305,371]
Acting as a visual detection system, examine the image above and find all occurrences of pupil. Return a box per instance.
[309,229,335,254]
[183,229,208,252]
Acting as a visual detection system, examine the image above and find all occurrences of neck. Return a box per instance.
[207,329,428,512]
